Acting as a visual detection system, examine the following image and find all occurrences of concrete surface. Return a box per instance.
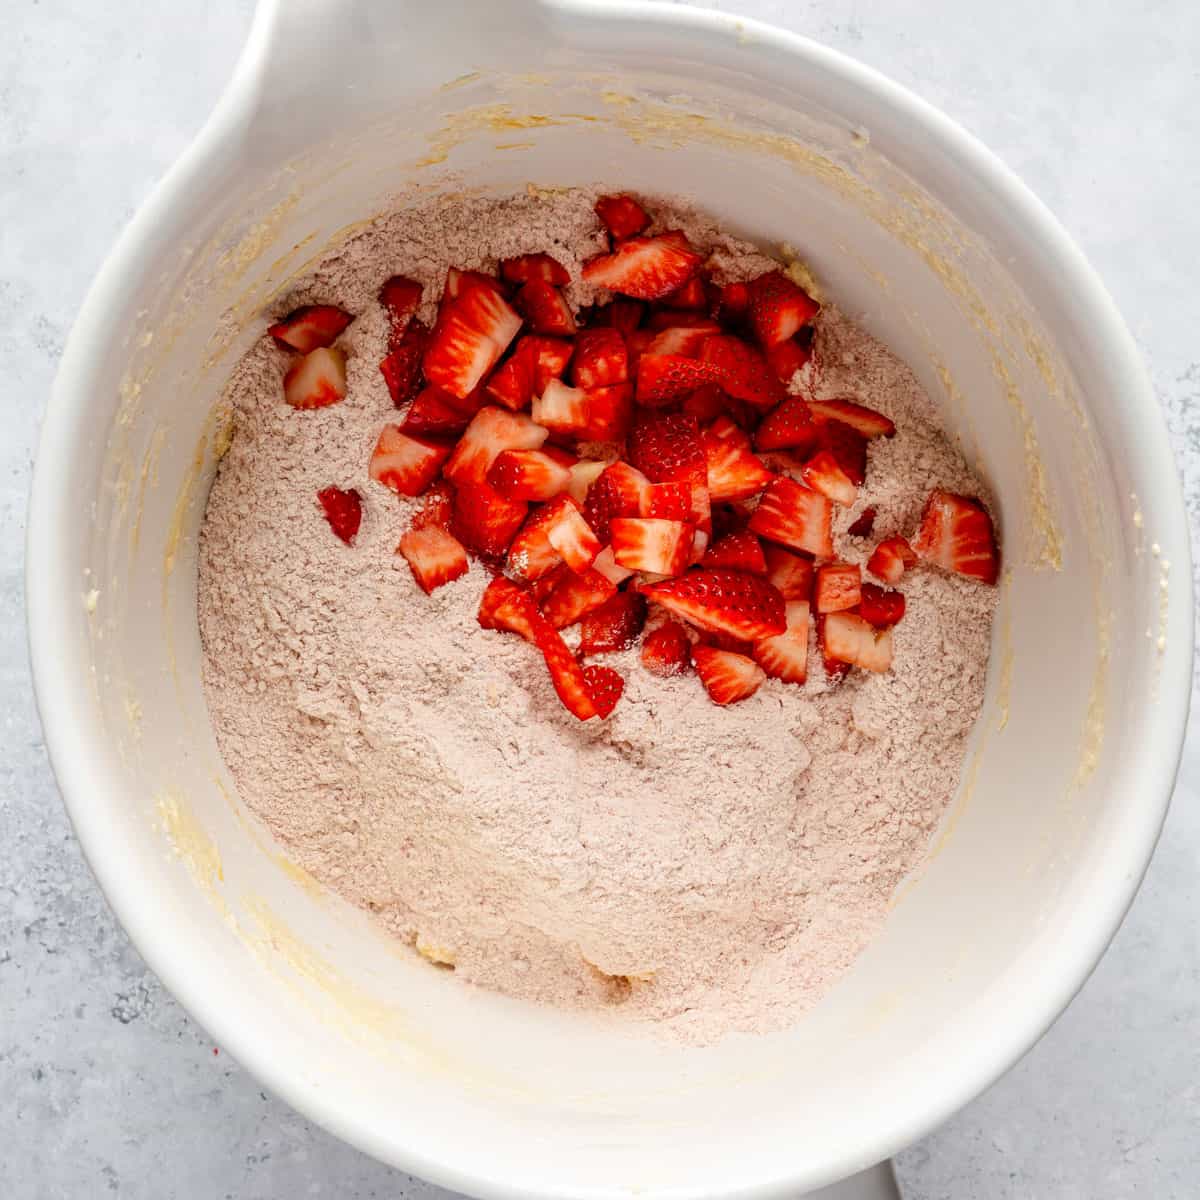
[2,1,1197,1197]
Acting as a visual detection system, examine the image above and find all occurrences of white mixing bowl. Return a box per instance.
[27,2,1193,1197]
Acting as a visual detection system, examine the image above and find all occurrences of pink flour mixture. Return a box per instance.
[197,190,996,1043]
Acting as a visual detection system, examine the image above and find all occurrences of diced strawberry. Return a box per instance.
[749,476,834,558]
[746,270,819,348]
[583,664,625,718]
[681,384,728,425]
[500,253,570,287]
[645,311,723,335]
[641,481,692,521]
[517,280,577,336]
[532,378,591,436]
[642,569,786,641]
[540,567,617,629]
[700,335,787,409]
[531,564,567,603]
[508,500,566,580]
[571,327,628,389]
[526,337,574,393]
[762,544,814,601]
[444,267,508,303]
[487,447,574,501]
[451,481,527,558]
[702,529,767,574]
[542,495,602,572]
[701,416,773,502]
[640,620,692,676]
[753,599,810,685]
[715,281,750,329]
[485,341,537,411]
[369,425,452,496]
[445,407,549,486]
[661,274,708,310]
[566,459,607,505]
[765,336,813,385]
[822,611,894,673]
[814,418,868,488]
[283,347,347,409]
[579,590,647,655]
[380,319,430,407]
[755,395,817,453]
[424,284,522,399]
[580,383,635,442]
[269,305,353,353]
[815,615,850,684]
[583,461,650,542]
[691,644,765,706]
[847,506,877,538]
[402,383,484,436]
[912,490,999,583]
[814,563,862,613]
[867,535,918,584]
[582,231,703,302]
[537,628,600,719]
[594,194,651,241]
[690,483,712,535]
[478,576,539,643]
[860,582,906,628]
[644,323,721,358]
[628,412,707,487]
[595,298,645,337]
[802,448,858,507]
[610,518,693,576]
[378,277,423,338]
[808,398,895,439]
[591,545,636,586]
[410,480,454,531]
[316,486,362,544]
[397,526,469,594]
[636,353,726,405]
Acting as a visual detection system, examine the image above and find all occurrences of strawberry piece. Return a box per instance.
[583,664,625,718]
[814,563,862,614]
[445,407,549,486]
[566,459,607,505]
[700,335,787,409]
[478,576,539,643]
[444,267,509,304]
[542,495,602,572]
[532,378,591,437]
[379,277,422,337]
[645,311,722,335]
[823,611,894,673]
[424,282,522,399]
[765,336,813,385]
[541,567,617,629]
[610,518,693,576]
[485,341,537,411]
[847,506,877,538]
[534,617,599,720]
[508,502,564,581]
[715,281,750,329]
[594,194,651,241]
[755,395,817,453]
[867,535,918,584]
[380,319,430,407]
[595,298,645,337]
[802,448,858,507]
[397,526,469,594]
[691,644,765,706]
[283,347,347,409]
[753,599,810,685]
[517,280,577,336]
[702,529,767,574]
[645,324,720,359]
[571,327,629,389]
[369,425,452,496]
[500,253,570,287]
[411,481,454,531]
[316,486,362,544]
[451,481,527,558]
[582,231,703,302]
[579,590,648,654]
[636,353,726,405]
[487,447,574,501]
[591,545,636,586]
[701,416,773,502]
[860,582,906,628]
[682,384,727,425]
[762,544,814,601]
[642,569,786,641]
[815,418,868,486]
[808,399,895,439]
[583,461,650,543]
[526,337,574,393]
[640,621,692,677]
[269,305,353,353]
[402,383,484,436]
[746,270,819,348]
[628,412,706,487]
[661,274,708,310]
[642,481,691,522]
[816,615,851,684]
[749,476,834,558]
[580,383,635,442]
[912,490,999,584]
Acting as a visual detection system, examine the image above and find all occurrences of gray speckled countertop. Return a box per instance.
[3,2,1198,1197]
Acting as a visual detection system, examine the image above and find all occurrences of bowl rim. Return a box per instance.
[26,1,1194,1197]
